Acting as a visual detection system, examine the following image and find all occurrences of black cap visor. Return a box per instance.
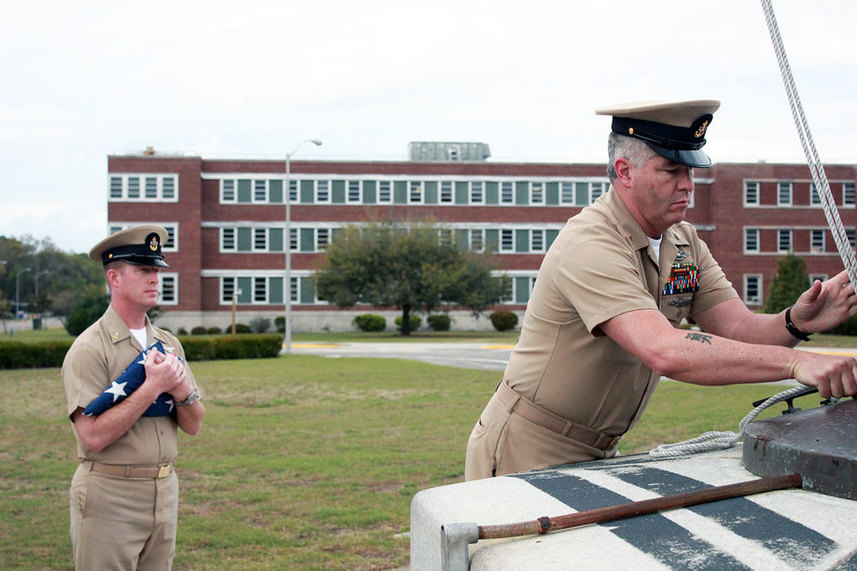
[645,142,712,168]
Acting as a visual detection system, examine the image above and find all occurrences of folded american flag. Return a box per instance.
[82,342,175,417]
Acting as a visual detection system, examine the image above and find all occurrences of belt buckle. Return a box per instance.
[157,465,171,478]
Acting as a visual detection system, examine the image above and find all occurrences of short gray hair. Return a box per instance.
[606,132,657,181]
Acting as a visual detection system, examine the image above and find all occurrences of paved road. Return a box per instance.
[288,341,857,374]
[288,342,514,371]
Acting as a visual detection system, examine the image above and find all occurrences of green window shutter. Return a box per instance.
[455,181,468,204]
[424,181,438,204]
[485,181,499,204]
[456,229,468,250]
[516,181,529,205]
[300,180,314,203]
[515,229,529,252]
[332,180,346,204]
[237,179,252,203]
[237,228,252,251]
[546,229,559,249]
[575,182,589,205]
[300,277,316,303]
[270,277,283,304]
[270,228,284,252]
[486,229,499,252]
[363,180,377,204]
[393,181,407,203]
[300,228,314,252]
[237,277,253,303]
[546,182,559,205]
[515,277,530,304]
[269,179,283,203]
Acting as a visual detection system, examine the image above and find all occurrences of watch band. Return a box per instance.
[175,390,197,407]
[785,306,812,342]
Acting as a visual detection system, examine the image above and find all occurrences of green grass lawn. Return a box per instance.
[1,349,826,570]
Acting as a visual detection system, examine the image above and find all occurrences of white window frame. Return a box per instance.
[469,229,485,252]
[470,181,484,205]
[844,182,855,206]
[778,181,793,206]
[440,181,454,204]
[590,182,606,203]
[778,229,793,253]
[530,182,544,205]
[530,229,545,253]
[315,180,331,203]
[810,229,825,253]
[810,183,822,207]
[560,181,575,205]
[500,229,515,253]
[744,274,762,305]
[316,228,330,251]
[744,181,759,206]
[347,180,362,204]
[253,179,268,203]
[158,272,178,305]
[744,228,760,253]
[500,181,515,205]
[253,228,269,252]
[108,174,179,202]
[408,181,424,204]
[221,179,237,203]
[378,180,393,204]
[253,277,269,304]
[221,228,237,252]
[221,276,236,304]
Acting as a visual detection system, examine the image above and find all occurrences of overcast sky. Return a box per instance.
[2,0,855,254]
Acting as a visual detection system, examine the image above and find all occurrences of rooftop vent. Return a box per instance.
[408,141,491,162]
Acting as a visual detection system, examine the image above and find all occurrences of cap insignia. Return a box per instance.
[148,233,160,252]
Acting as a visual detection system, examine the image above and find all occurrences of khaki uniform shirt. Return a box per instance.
[62,305,199,465]
[505,188,737,438]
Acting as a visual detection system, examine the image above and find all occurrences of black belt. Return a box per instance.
[496,382,623,450]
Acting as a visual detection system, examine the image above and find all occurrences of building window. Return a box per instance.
[778,229,792,252]
[844,182,855,206]
[744,275,762,305]
[744,181,759,206]
[500,229,515,252]
[810,273,828,284]
[222,180,236,203]
[109,174,179,202]
[222,228,236,251]
[744,228,759,253]
[288,179,299,203]
[253,228,268,251]
[440,181,453,204]
[470,181,484,204]
[254,180,268,202]
[316,228,330,251]
[470,229,485,252]
[347,180,362,203]
[409,181,423,204]
[811,229,825,253]
[316,180,330,203]
[531,229,545,252]
[560,182,574,204]
[159,273,178,305]
[288,276,299,302]
[378,180,392,203]
[530,182,544,205]
[590,182,606,203]
[253,277,268,303]
[221,277,236,304]
[501,181,514,204]
[810,183,822,206]
[438,228,454,247]
[778,181,792,206]
[289,228,299,251]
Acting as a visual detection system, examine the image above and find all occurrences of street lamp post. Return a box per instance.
[15,267,31,319]
[33,269,49,329]
[285,139,322,354]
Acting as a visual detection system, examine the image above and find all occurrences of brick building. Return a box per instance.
[106,146,857,332]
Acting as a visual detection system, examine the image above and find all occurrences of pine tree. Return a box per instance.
[763,252,810,314]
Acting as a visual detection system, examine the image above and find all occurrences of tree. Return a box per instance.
[764,251,810,314]
[314,219,510,335]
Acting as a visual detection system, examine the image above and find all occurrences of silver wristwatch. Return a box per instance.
[175,390,198,407]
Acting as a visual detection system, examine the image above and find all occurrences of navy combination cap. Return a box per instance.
[89,225,170,267]
[595,99,720,167]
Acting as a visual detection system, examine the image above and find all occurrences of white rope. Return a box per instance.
[760,0,857,284]
[649,385,817,457]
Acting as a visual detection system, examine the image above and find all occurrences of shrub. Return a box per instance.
[250,317,272,333]
[353,314,386,332]
[426,313,451,332]
[489,310,518,332]
[395,315,421,333]
[207,326,222,335]
[64,295,109,336]
[177,327,188,336]
[234,323,252,334]
[274,316,285,334]
[0,340,74,369]
[191,326,208,335]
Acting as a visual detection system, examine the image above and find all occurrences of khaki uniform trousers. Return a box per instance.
[70,462,179,570]
[465,384,618,480]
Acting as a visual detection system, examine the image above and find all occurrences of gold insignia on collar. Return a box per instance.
[673,231,681,240]
[112,332,120,341]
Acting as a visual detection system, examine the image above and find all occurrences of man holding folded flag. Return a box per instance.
[62,224,205,570]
